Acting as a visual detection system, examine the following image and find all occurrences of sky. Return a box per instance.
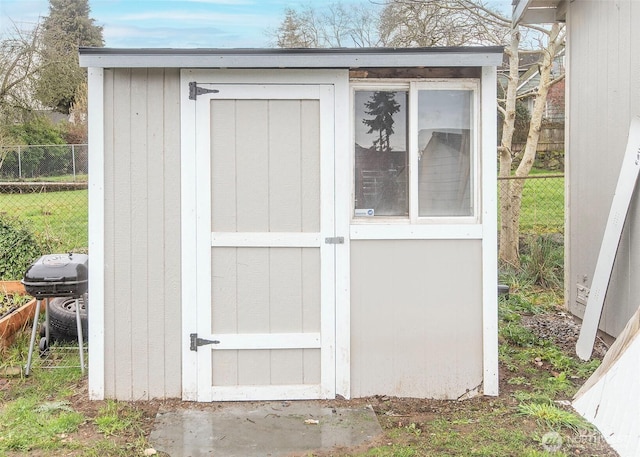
[0,0,512,49]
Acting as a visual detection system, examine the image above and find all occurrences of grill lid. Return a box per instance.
[22,253,89,297]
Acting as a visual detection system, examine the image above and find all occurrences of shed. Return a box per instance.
[79,47,502,402]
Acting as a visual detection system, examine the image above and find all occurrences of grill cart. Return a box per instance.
[22,253,88,376]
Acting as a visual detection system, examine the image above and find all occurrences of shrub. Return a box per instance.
[5,116,69,178]
[0,215,44,280]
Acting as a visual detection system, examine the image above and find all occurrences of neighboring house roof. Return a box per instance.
[500,50,542,71]
[516,46,565,95]
[78,46,504,69]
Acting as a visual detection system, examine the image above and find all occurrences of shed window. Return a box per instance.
[353,80,478,222]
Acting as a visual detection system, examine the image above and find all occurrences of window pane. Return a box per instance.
[354,90,408,217]
[418,90,474,217]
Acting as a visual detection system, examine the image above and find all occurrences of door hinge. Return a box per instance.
[188,82,220,100]
[190,333,220,351]
[325,236,344,244]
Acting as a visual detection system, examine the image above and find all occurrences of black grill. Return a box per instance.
[22,253,89,298]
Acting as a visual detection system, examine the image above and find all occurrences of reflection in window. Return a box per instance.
[418,90,473,217]
[354,90,408,217]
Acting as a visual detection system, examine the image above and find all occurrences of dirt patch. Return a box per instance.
[5,379,618,457]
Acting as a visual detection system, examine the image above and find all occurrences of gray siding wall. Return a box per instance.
[103,68,182,399]
[568,0,640,336]
[350,239,483,399]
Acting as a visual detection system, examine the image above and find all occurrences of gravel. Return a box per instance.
[521,311,609,359]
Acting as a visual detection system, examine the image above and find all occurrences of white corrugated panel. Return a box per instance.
[573,332,640,457]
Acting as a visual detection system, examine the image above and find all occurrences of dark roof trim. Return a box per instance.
[78,46,504,69]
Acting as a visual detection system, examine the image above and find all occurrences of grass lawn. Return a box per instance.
[520,175,564,233]
[500,174,565,234]
[0,190,88,252]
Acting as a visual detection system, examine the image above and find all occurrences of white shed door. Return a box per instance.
[188,84,336,401]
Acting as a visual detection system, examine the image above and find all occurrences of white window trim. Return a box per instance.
[411,80,480,224]
[350,80,410,225]
[350,79,481,231]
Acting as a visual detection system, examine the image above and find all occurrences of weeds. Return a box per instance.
[520,235,564,289]
[95,400,144,437]
[500,322,538,347]
[500,234,565,292]
[35,400,75,414]
[0,396,85,452]
[0,290,31,318]
[364,445,417,457]
[404,422,421,436]
[518,402,590,432]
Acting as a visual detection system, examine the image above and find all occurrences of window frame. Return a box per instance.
[351,78,481,225]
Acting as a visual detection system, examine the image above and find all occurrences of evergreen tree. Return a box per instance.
[36,0,103,114]
[362,91,400,153]
[275,8,314,48]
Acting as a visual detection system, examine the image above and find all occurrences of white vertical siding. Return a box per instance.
[568,0,640,337]
[103,68,182,400]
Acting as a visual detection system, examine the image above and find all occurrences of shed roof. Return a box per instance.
[78,46,503,69]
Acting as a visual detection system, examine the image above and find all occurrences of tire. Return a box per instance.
[48,296,88,341]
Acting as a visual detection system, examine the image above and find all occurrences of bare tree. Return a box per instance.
[0,22,43,173]
[379,0,508,47]
[0,22,43,125]
[499,23,565,266]
[270,3,383,48]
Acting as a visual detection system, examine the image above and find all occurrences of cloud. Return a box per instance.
[103,24,259,48]
[0,0,47,30]
[98,3,281,47]
[118,10,274,26]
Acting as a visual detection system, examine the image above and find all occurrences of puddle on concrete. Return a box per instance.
[149,401,383,457]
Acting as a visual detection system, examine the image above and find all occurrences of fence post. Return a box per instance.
[18,146,22,179]
[71,144,77,181]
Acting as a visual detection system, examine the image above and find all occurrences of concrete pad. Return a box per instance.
[149,401,382,457]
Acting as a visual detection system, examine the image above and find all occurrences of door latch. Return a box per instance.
[190,333,220,351]
[325,236,344,244]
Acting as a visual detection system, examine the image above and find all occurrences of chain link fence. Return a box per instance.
[0,145,88,252]
[498,174,565,234]
[0,146,564,256]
